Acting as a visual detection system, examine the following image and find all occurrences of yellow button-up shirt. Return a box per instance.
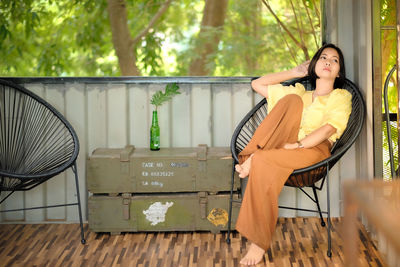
[267,83,352,143]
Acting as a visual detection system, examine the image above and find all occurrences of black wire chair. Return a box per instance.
[0,79,85,244]
[226,76,365,257]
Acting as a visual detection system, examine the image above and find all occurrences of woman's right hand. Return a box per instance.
[291,60,310,77]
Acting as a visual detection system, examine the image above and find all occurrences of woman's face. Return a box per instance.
[315,47,340,81]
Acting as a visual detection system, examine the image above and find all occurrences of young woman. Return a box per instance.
[235,43,352,265]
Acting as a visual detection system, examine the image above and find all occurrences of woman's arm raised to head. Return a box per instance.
[251,61,310,98]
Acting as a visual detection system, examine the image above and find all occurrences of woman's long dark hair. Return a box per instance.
[308,43,346,89]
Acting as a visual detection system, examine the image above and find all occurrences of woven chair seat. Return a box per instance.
[0,79,79,192]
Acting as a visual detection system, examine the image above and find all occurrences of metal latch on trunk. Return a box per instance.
[120,145,134,175]
[197,144,207,161]
[121,193,131,220]
[198,191,208,219]
[197,144,207,174]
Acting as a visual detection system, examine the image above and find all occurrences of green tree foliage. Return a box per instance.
[0,0,175,76]
[215,0,320,76]
[0,0,321,77]
[0,0,114,76]
[173,0,320,76]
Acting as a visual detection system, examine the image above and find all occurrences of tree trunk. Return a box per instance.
[243,0,260,72]
[107,0,141,76]
[188,0,229,76]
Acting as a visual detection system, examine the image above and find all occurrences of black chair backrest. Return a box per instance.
[231,77,365,186]
[0,79,80,192]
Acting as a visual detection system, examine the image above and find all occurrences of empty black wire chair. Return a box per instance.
[0,79,85,244]
[226,76,365,257]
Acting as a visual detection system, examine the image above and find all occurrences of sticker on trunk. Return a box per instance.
[207,208,228,227]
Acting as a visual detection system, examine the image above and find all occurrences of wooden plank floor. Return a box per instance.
[0,217,387,267]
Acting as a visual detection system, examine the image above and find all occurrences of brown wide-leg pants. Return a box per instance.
[235,94,331,251]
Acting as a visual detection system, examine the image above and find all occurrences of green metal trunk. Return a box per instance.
[87,145,239,194]
[87,144,241,233]
[88,192,241,234]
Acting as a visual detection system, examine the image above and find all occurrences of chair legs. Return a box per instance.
[226,159,236,244]
[326,164,332,257]
[1,163,87,245]
[225,161,333,258]
[312,186,326,227]
[72,162,86,245]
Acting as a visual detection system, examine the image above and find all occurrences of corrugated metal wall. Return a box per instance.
[0,77,356,223]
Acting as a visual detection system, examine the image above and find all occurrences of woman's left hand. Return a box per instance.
[283,143,299,149]
[291,60,310,78]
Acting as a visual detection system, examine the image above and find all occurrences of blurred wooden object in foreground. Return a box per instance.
[344,179,400,267]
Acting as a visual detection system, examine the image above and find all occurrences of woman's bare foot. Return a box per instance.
[240,243,265,265]
[235,155,253,178]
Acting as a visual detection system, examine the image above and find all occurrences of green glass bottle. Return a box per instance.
[150,110,160,150]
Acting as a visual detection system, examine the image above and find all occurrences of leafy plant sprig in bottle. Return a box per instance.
[150,83,180,150]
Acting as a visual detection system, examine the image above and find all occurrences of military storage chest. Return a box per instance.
[87,145,241,233]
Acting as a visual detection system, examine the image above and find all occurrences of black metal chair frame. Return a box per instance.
[226,76,365,257]
[383,65,397,178]
[0,79,86,244]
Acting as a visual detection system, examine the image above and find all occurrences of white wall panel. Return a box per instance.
[278,187,297,217]
[87,84,107,154]
[27,83,45,96]
[338,143,357,214]
[213,84,232,147]
[107,84,128,148]
[253,91,263,106]
[24,185,44,222]
[172,84,191,147]
[232,84,253,128]
[44,84,67,220]
[191,84,212,146]
[2,192,25,221]
[129,84,149,147]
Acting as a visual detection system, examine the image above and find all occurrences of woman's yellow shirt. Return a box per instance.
[267,83,352,143]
